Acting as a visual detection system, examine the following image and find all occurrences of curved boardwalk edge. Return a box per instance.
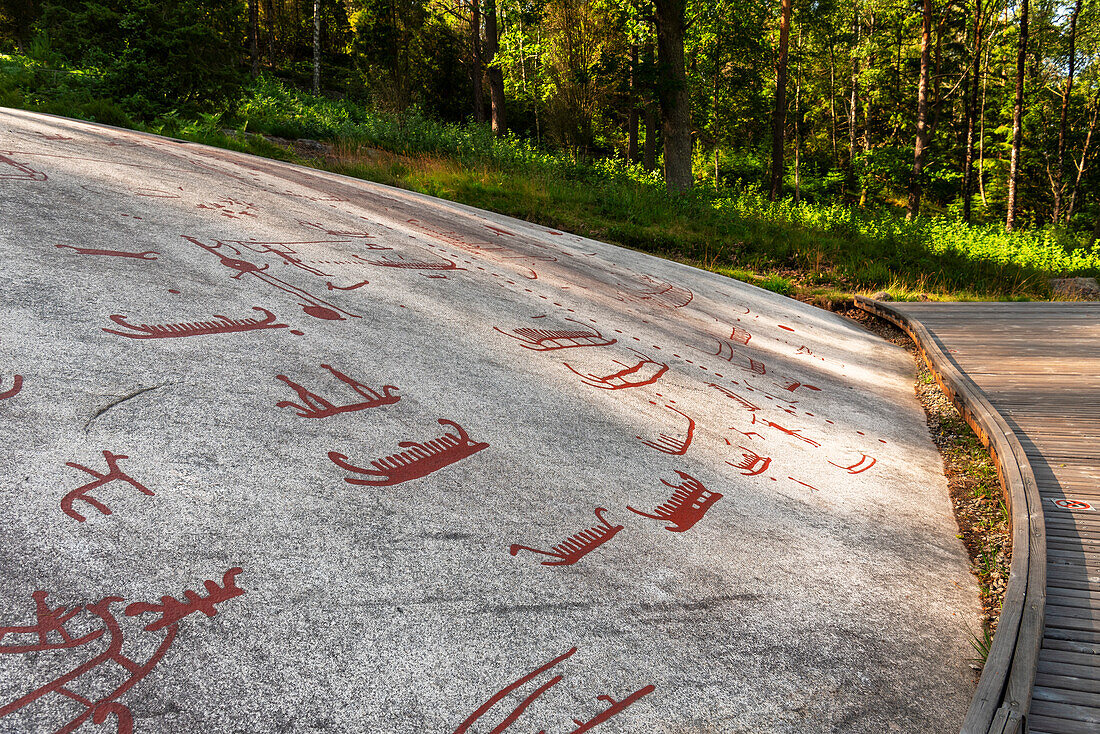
[854,296,1046,734]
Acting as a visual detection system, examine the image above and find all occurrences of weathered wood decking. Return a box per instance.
[855,299,1100,734]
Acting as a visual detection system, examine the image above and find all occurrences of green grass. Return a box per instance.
[4,57,1098,300]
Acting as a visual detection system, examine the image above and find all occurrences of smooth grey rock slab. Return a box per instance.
[0,109,979,734]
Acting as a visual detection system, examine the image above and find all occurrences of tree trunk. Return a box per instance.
[643,101,658,171]
[846,7,859,198]
[1067,88,1100,221]
[905,0,933,220]
[962,0,982,221]
[1053,0,1081,223]
[249,0,260,77]
[312,0,321,94]
[769,0,793,201]
[793,24,802,204]
[1006,0,1029,231]
[484,0,506,136]
[470,1,485,122]
[655,0,693,193]
[627,44,639,162]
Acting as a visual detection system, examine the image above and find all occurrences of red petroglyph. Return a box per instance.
[298,221,392,249]
[453,648,576,734]
[708,383,760,412]
[495,318,617,351]
[196,198,256,219]
[0,153,47,181]
[561,686,657,734]
[730,326,752,345]
[365,254,462,273]
[789,477,819,491]
[828,454,877,474]
[0,569,244,734]
[187,237,359,320]
[616,275,694,310]
[775,379,821,393]
[55,245,158,260]
[329,419,488,486]
[564,352,668,390]
[627,471,722,532]
[276,364,399,418]
[637,405,695,456]
[751,416,821,447]
[124,568,245,632]
[454,647,654,734]
[727,447,772,476]
[485,224,517,236]
[60,451,153,522]
[509,508,623,566]
[326,280,370,291]
[131,188,181,198]
[103,306,289,339]
[777,325,795,332]
[0,375,22,400]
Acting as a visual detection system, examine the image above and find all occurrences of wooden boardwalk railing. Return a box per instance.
[853,297,1100,733]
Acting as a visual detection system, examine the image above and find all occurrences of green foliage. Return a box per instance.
[36,0,244,117]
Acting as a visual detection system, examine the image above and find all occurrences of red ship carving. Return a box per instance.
[730,326,752,345]
[60,451,153,522]
[364,255,462,271]
[0,569,245,734]
[276,364,400,418]
[708,383,760,413]
[627,471,722,532]
[329,419,488,486]
[509,507,624,566]
[727,447,772,476]
[616,275,694,309]
[495,318,617,351]
[564,352,668,390]
[102,307,289,339]
[828,453,877,474]
[637,405,695,455]
[0,375,22,401]
[55,245,158,260]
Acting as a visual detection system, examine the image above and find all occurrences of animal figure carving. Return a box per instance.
[627,471,722,532]
[276,365,399,418]
[102,307,289,339]
[0,569,245,734]
[509,508,624,566]
[60,451,153,522]
[329,419,488,486]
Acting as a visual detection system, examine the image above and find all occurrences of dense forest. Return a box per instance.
[2,0,1099,297]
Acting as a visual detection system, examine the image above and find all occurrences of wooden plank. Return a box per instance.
[1030,712,1100,734]
[1029,699,1100,725]
[1032,685,1100,708]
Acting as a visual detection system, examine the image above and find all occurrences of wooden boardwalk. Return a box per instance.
[855,299,1100,734]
